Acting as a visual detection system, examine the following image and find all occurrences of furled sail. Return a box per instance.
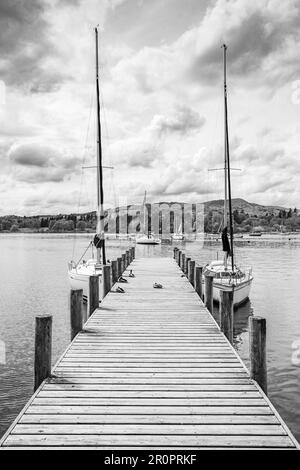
[222,227,231,255]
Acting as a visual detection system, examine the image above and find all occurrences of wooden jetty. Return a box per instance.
[1,256,299,449]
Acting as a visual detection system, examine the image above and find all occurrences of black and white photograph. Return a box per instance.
[0,0,300,453]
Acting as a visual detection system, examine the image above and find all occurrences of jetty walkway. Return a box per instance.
[0,257,299,449]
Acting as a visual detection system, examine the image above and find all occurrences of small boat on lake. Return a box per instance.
[249,231,262,237]
[203,45,253,307]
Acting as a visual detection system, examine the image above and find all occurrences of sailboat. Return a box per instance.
[172,214,184,241]
[68,27,107,301]
[203,44,253,307]
[136,191,161,245]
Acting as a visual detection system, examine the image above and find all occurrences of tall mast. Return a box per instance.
[223,44,234,271]
[95,26,106,265]
[223,46,228,231]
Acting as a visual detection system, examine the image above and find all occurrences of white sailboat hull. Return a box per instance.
[212,278,252,307]
[172,234,184,241]
[202,277,252,307]
[68,261,102,301]
[136,236,161,245]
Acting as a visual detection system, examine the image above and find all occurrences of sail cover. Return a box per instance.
[222,227,231,254]
[94,233,104,249]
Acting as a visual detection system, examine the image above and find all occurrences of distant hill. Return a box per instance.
[203,198,287,216]
[0,199,298,233]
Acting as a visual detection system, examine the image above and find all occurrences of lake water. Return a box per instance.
[0,233,299,442]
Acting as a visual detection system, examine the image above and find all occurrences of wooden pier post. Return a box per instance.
[194,266,203,299]
[88,275,99,317]
[220,290,233,344]
[175,249,180,264]
[70,289,83,341]
[34,315,52,391]
[249,316,267,394]
[132,246,135,260]
[178,250,182,267]
[125,250,130,267]
[102,265,111,299]
[204,274,214,314]
[185,257,191,276]
[188,260,195,286]
[181,253,186,272]
[117,257,122,278]
[111,260,118,285]
[173,247,178,259]
[128,248,133,263]
[122,254,126,272]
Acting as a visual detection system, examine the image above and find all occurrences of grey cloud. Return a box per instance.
[9,143,80,183]
[0,0,67,92]
[151,106,205,135]
[188,4,300,88]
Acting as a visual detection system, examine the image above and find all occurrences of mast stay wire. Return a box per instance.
[72,88,95,261]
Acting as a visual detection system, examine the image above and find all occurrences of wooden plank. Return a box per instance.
[11,424,286,436]
[43,384,257,391]
[37,391,262,398]
[24,405,274,415]
[32,398,267,406]
[20,414,279,425]
[3,435,294,448]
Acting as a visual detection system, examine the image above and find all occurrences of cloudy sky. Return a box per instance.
[0,0,300,215]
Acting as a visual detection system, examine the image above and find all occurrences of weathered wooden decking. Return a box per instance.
[1,257,299,449]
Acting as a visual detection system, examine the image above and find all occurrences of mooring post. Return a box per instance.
[188,260,195,286]
[204,273,214,313]
[125,250,130,267]
[128,248,132,263]
[117,257,122,278]
[132,246,135,260]
[102,265,111,298]
[111,260,118,285]
[122,253,126,272]
[249,316,267,394]
[34,315,52,391]
[175,249,180,264]
[220,290,234,344]
[194,266,203,299]
[185,257,191,276]
[88,275,99,317]
[181,253,186,272]
[70,289,83,341]
[173,247,178,259]
[178,250,182,267]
